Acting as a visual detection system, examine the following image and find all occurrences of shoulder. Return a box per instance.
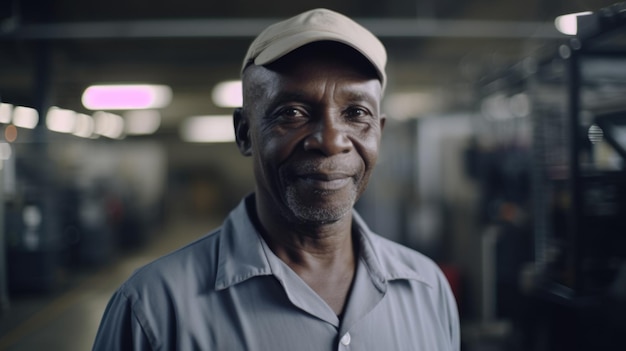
[95,229,225,350]
[121,228,222,298]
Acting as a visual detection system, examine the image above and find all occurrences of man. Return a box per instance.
[93,8,459,350]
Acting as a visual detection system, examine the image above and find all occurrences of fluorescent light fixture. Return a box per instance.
[12,106,39,129]
[180,115,235,143]
[554,11,592,35]
[212,80,242,107]
[124,110,161,135]
[82,84,172,110]
[0,103,13,123]
[73,113,95,138]
[384,91,440,120]
[509,93,531,118]
[46,106,77,133]
[94,111,125,139]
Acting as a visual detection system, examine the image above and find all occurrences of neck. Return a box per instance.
[249,195,358,315]
[273,224,354,270]
[255,196,355,267]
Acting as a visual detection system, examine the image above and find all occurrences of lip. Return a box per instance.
[296,173,353,191]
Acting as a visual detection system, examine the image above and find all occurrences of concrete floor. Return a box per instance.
[0,216,215,351]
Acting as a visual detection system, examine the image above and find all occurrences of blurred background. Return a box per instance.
[1,0,626,350]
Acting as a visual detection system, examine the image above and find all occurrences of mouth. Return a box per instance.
[295,172,353,191]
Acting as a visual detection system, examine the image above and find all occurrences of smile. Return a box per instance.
[296,173,353,191]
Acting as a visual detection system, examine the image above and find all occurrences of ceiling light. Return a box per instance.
[0,103,13,123]
[73,113,95,138]
[212,80,242,108]
[124,110,161,135]
[384,91,440,120]
[180,115,235,143]
[481,93,514,120]
[82,84,172,110]
[46,106,77,133]
[509,93,531,118]
[12,106,39,129]
[554,12,592,36]
[94,111,125,139]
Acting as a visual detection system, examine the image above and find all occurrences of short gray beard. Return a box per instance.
[284,186,356,224]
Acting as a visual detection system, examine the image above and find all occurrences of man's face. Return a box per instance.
[238,48,385,225]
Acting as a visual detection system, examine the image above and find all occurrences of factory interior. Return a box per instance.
[1,0,626,350]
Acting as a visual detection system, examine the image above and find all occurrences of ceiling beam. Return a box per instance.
[0,18,567,40]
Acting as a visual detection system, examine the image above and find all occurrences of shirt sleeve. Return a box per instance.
[448,290,461,351]
[439,269,461,351]
[92,288,155,351]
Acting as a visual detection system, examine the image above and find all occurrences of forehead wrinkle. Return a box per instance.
[333,81,381,108]
[342,88,376,103]
[243,62,381,114]
[264,80,335,107]
[267,82,380,115]
[268,90,309,104]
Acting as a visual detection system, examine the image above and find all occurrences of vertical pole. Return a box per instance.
[0,156,8,311]
[481,225,499,323]
[34,41,58,291]
[566,40,582,294]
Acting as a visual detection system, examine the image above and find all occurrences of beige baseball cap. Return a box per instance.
[242,8,387,90]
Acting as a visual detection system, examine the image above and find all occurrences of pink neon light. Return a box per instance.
[82,85,170,110]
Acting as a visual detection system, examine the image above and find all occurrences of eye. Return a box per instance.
[282,108,305,118]
[275,106,309,122]
[344,106,371,120]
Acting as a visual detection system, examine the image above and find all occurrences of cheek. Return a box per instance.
[258,129,303,164]
[356,130,382,169]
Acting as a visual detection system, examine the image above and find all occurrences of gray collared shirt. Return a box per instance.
[93,195,460,350]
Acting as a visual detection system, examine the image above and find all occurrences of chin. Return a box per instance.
[292,205,352,225]
[284,188,356,225]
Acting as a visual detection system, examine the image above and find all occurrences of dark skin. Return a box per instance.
[234,43,385,315]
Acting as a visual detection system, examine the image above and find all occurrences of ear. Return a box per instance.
[380,114,386,132]
[233,108,252,156]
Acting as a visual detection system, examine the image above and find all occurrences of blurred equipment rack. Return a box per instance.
[532,4,626,350]
[559,3,626,296]
[472,3,626,350]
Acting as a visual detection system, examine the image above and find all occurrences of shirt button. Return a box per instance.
[340,332,351,346]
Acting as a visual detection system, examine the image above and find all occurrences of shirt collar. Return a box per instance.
[214,195,273,290]
[351,210,433,288]
[214,194,431,291]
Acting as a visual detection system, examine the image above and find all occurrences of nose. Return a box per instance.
[303,115,352,156]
